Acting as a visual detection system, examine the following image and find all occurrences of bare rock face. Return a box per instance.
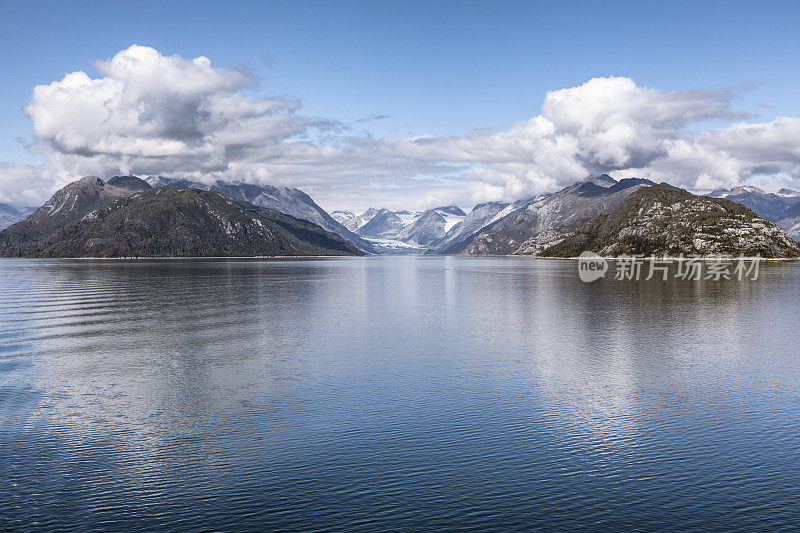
[542,185,800,258]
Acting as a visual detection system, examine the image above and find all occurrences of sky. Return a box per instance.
[1,0,800,211]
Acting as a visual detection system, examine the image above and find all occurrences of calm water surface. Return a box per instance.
[1,257,799,531]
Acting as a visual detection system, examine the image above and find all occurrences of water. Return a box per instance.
[1,256,799,531]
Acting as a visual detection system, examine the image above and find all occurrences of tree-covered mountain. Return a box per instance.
[148,177,373,252]
[0,186,362,258]
[0,178,363,258]
[542,185,800,258]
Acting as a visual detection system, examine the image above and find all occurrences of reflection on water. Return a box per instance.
[1,257,799,531]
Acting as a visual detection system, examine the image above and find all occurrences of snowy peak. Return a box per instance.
[433,205,467,217]
[584,174,617,188]
[723,185,767,197]
[342,207,380,232]
[709,185,800,225]
[330,210,355,224]
[356,208,406,238]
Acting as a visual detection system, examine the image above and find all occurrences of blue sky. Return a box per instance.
[2,0,800,209]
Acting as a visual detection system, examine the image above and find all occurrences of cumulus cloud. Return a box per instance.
[653,117,800,190]
[0,162,66,206]
[3,45,800,211]
[379,76,767,198]
[25,45,306,174]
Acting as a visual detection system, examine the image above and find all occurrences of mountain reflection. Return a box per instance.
[2,258,799,530]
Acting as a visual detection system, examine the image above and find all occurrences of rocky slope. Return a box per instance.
[461,175,654,255]
[776,202,800,242]
[0,187,362,258]
[0,177,138,243]
[542,185,800,258]
[148,177,373,252]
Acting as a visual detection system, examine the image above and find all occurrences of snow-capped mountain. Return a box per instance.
[709,185,800,222]
[426,201,512,255]
[394,206,466,245]
[338,205,466,251]
[354,208,408,239]
[342,208,380,232]
[461,175,655,255]
[709,185,800,240]
[147,177,374,252]
[0,203,35,230]
[330,210,356,225]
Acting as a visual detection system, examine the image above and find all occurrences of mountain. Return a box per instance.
[0,187,362,258]
[393,206,466,245]
[330,210,356,225]
[709,185,800,242]
[356,208,407,239]
[777,202,800,242]
[0,177,138,246]
[0,203,34,230]
[342,208,379,232]
[542,185,800,258]
[106,175,152,191]
[426,201,513,255]
[458,175,655,255]
[709,185,800,222]
[147,177,374,252]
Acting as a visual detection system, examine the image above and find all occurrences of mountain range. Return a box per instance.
[0,177,362,257]
[336,205,467,252]
[709,185,800,241]
[1,173,798,258]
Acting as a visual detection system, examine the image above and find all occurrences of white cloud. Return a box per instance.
[378,76,762,198]
[3,46,800,212]
[0,162,66,206]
